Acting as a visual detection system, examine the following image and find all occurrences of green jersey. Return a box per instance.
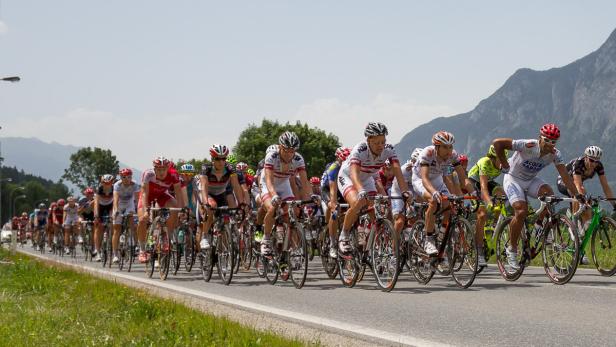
[468,157,501,182]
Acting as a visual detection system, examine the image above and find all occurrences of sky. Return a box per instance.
[1,1,615,169]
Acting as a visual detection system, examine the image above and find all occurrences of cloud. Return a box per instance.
[0,20,7,35]
[293,93,455,147]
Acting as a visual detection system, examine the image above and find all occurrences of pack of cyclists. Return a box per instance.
[12,122,616,290]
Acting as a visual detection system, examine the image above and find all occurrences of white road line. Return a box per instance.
[20,250,452,347]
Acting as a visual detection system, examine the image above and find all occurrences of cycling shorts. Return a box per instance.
[113,202,137,225]
[503,174,548,205]
[411,176,450,199]
[337,171,377,199]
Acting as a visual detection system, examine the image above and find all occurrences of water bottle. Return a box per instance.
[178,229,185,244]
[403,227,412,242]
[119,234,125,245]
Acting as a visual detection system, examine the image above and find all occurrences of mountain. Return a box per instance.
[396,28,616,194]
[0,137,142,188]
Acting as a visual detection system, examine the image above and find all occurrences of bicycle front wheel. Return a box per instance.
[216,225,235,285]
[591,216,616,276]
[450,217,478,288]
[542,214,579,284]
[494,217,524,281]
[371,219,400,292]
[289,225,309,289]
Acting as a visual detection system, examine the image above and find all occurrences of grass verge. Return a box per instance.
[0,248,308,346]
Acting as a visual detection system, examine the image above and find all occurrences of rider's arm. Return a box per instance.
[297,170,311,200]
[113,191,119,215]
[557,164,580,197]
[172,183,184,208]
[230,174,245,205]
[349,163,364,193]
[420,165,437,195]
[139,184,149,212]
[444,174,462,195]
[599,174,615,200]
[492,138,513,170]
[329,180,338,204]
[479,175,492,206]
[93,195,100,218]
[62,207,67,225]
[573,174,585,195]
[264,168,277,199]
[391,160,409,194]
[199,174,209,206]
[454,165,473,194]
[375,177,386,195]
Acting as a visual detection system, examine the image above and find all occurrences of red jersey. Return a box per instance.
[141,167,180,197]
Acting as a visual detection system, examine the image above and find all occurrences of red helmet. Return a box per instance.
[458,154,468,164]
[236,162,248,172]
[209,144,230,159]
[335,147,351,161]
[57,199,66,206]
[119,168,133,177]
[153,156,170,168]
[84,187,94,195]
[540,123,560,140]
[432,131,455,145]
[310,176,321,185]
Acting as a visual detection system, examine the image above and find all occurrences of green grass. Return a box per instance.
[0,249,308,347]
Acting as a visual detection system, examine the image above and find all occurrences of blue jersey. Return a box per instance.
[321,161,341,192]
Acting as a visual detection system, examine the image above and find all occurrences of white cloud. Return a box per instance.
[0,20,7,35]
[293,93,455,147]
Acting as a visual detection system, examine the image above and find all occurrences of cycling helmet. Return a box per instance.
[236,162,248,172]
[227,153,237,164]
[153,156,170,168]
[246,168,255,176]
[38,203,46,209]
[179,163,196,174]
[585,145,603,160]
[22,212,28,217]
[67,196,76,202]
[364,122,388,137]
[266,145,278,155]
[309,176,321,185]
[458,154,468,165]
[119,168,133,177]
[278,131,300,149]
[432,131,455,145]
[486,145,509,159]
[335,147,351,161]
[101,174,114,184]
[540,123,560,140]
[57,199,66,206]
[209,144,229,159]
[410,148,422,162]
[84,187,94,195]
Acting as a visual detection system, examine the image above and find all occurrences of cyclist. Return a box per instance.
[93,174,115,262]
[492,123,582,270]
[378,159,395,194]
[309,176,322,196]
[319,147,350,258]
[62,196,80,254]
[51,199,66,250]
[412,131,474,255]
[136,157,183,263]
[45,202,57,252]
[198,145,245,250]
[259,132,313,255]
[466,145,509,267]
[391,147,422,240]
[33,203,48,251]
[111,168,140,264]
[337,122,411,254]
[556,145,615,263]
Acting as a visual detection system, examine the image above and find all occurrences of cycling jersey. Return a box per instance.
[113,180,140,205]
[412,146,460,180]
[139,167,180,208]
[63,204,79,226]
[260,148,306,201]
[200,162,237,196]
[556,157,605,196]
[97,184,114,206]
[320,162,339,192]
[507,139,563,181]
[34,209,48,222]
[391,161,414,215]
[378,169,394,192]
[52,206,64,224]
[341,142,398,182]
[468,157,501,182]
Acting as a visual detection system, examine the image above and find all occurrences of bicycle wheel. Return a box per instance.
[541,214,579,284]
[494,217,524,281]
[145,238,156,279]
[118,232,126,271]
[450,217,478,288]
[158,228,171,280]
[289,225,309,289]
[337,232,361,288]
[254,250,265,277]
[172,231,181,276]
[127,230,135,272]
[320,234,339,279]
[591,216,616,276]
[407,220,434,284]
[371,219,400,292]
[264,254,279,284]
[200,242,215,282]
[216,225,235,285]
[184,229,195,272]
[240,227,253,271]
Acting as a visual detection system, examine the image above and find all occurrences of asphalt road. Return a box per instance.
[13,244,616,347]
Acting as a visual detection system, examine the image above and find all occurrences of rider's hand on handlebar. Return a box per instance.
[575,194,586,204]
[432,191,442,204]
[402,191,412,201]
[271,195,281,206]
[357,190,368,200]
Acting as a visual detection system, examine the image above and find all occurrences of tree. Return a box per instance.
[62,147,119,191]
[233,119,340,177]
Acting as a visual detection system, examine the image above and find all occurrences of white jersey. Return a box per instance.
[507,139,563,181]
[113,180,140,205]
[341,142,398,182]
[412,145,460,181]
[262,148,306,185]
[63,204,79,219]
[391,161,413,196]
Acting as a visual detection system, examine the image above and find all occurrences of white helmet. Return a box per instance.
[584,145,602,160]
[266,144,278,155]
[278,131,300,149]
[410,148,422,162]
[364,122,388,137]
[432,131,455,145]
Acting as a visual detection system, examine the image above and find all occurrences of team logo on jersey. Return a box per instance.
[525,142,537,148]
[521,160,544,172]
[385,144,394,150]
[358,143,368,152]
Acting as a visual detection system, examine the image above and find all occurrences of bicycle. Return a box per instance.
[199,205,242,285]
[116,212,137,271]
[176,209,197,273]
[494,195,580,284]
[145,207,183,280]
[80,221,94,262]
[100,216,113,268]
[337,195,402,292]
[572,196,616,276]
[319,203,347,280]
[408,195,479,289]
[261,200,313,289]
